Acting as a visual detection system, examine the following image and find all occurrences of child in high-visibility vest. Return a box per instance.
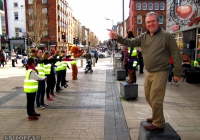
[24,58,46,121]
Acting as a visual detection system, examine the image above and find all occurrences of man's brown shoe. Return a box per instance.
[144,124,164,131]
[146,118,153,123]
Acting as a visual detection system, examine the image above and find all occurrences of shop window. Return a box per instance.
[142,3,147,10]
[154,3,159,10]
[196,29,200,66]
[148,3,153,10]
[137,15,142,24]
[175,32,183,50]
[136,3,141,10]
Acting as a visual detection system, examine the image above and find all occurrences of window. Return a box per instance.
[43,19,48,26]
[159,15,164,24]
[148,3,153,10]
[28,0,33,4]
[136,3,141,10]
[14,3,18,7]
[14,12,18,20]
[137,15,142,24]
[15,28,19,37]
[42,0,48,4]
[142,3,147,10]
[160,2,165,10]
[43,31,48,37]
[29,20,33,26]
[42,8,47,14]
[29,9,33,15]
[137,28,142,36]
[154,3,159,10]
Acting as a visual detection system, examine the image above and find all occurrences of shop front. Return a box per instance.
[9,38,25,55]
[167,0,200,68]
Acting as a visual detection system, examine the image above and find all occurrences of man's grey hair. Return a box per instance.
[145,12,159,22]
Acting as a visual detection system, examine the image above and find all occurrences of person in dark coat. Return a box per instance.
[138,47,144,74]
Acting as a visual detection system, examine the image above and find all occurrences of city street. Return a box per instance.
[0,57,200,140]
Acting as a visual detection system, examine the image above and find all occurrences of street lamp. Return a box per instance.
[105,17,115,69]
[105,17,114,30]
[122,0,125,37]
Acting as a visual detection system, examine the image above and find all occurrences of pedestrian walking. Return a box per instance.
[94,49,98,63]
[15,51,18,64]
[2,49,7,65]
[108,11,183,131]
[24,57,45,121]
[11,49,17,67]
[168,57,179,86]
[138,47,144,74]
[0,49,5,67]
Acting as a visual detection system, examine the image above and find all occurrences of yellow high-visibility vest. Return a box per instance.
[24,69,38,93]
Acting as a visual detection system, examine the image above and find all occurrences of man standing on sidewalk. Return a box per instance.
[108,12,183,131]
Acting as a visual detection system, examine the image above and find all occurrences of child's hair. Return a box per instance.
[42,51,50,59]
[61,50,65,53]
[54,50,60,56]
[25,58,35,70]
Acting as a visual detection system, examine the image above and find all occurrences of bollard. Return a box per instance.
[93,58,95,67]
[80,59,83,67]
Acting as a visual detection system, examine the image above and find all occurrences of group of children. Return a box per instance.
[24,49,72,120]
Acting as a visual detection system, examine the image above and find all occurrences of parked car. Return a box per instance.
[98,52,107,58]
[82,50,107,58]
[17,54,22,59]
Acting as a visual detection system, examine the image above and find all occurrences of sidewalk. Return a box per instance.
[0,58,200,140]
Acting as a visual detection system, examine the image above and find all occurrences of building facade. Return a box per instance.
[166,0,200,66]
[67,6,73,48]
[3,0,25,54]
[25,0,68,50]
[128,0,166,37]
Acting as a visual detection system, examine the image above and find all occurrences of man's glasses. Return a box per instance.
[146,20,158,25]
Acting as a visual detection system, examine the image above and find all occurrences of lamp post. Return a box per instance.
[122,0,125,37]
[105,17,115,69]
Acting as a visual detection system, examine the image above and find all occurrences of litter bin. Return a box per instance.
[114,57,123,74]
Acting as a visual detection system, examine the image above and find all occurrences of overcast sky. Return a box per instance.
[67,0,130,42]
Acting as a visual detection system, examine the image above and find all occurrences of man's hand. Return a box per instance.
[173,76,182,81]
[107,29,118,39]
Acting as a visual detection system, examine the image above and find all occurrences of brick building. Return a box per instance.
[127,0,166,37]
[25,0,68,50]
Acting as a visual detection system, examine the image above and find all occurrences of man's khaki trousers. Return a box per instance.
[144,70,168,128]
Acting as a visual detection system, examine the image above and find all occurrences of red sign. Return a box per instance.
[188,12,200,26]
[172,25,180,31]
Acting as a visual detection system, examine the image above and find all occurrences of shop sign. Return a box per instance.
[172,25,180,31]
[188,14,200,26]
[170,0,198,25]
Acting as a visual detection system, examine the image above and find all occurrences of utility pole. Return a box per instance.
[122,0,125,37]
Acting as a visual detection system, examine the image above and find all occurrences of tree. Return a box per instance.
[26,0,47,48]
[76,24,82,45]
